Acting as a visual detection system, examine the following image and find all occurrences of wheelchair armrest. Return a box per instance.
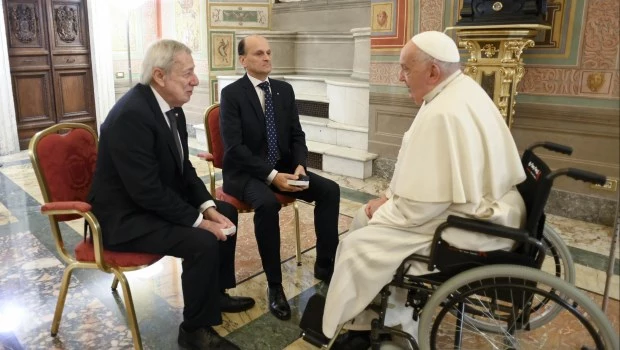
[443,215,530,242]
[427,215,545,271]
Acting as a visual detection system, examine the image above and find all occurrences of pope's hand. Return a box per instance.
[365,196,388,219]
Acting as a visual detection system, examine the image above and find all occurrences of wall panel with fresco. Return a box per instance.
[207,1,271,104]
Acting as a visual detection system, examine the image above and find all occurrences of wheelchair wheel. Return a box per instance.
[457,226,576,333]
[418,265,617,350]
[540,224,575,285]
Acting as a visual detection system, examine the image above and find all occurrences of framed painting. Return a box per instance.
[210,78,219,104]
[210,31,235,70]
[209,3,270,30]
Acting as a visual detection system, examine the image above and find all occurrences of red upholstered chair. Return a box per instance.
[201,103,302,265]
[28,123,162,350]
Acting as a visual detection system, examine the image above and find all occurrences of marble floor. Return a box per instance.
[0,137,618,350]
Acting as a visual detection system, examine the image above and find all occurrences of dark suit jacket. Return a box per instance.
[88,84,213,246]
[219,74,307,199]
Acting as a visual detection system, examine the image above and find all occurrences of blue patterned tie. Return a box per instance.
[258,81,280,167]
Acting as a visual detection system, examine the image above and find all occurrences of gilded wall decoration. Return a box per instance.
[580,71,612,95]
[581,0,619,70]
[210,31,235,70]
[445,1,584,65]
[175,0,200,51]
[208,4,270,30]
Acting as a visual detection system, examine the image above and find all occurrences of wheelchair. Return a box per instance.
[300,142,618,349]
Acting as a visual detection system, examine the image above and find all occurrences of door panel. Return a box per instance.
[11,71,56,148]
[48,0,88,53]
[3,0,96,149]
[8,54,49,70]
[5,0,48,53]
[55,69,93,120]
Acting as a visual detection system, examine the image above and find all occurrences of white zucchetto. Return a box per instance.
[411,31,461,63]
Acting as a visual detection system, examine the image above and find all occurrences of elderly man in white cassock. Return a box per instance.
[321,31,527,343]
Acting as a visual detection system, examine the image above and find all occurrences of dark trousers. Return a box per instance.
[242,171,340,284]
[106,200,238,328]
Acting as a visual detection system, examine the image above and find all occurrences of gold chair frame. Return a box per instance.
[29,123,157,350]
[203,103,302,265]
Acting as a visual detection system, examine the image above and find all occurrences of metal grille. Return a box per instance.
[296,100,329,118]
[307,151,323,170]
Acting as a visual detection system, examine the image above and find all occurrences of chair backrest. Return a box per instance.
[29,123,98,222]
[204,103,224,169]
[517,149,554,242]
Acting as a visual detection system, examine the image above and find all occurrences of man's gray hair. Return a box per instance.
[415,49,461,75]
[140,39,192,85]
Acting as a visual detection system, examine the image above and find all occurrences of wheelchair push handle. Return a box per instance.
[550,168,607,185]
[527,141,573,155]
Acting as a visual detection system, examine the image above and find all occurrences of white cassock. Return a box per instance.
[322,71,527,339]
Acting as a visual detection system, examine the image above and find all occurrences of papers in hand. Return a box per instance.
[287,174,310,187]
[221,226,237,236]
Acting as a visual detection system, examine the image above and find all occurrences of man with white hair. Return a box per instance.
[320,31,526,343]
[89,39,254,349]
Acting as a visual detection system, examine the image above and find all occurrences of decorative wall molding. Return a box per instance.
[513,103,619,138]
[418,0,443,32]
[369,92,414,108]
[273,0,368,13]
[582,0,619,70]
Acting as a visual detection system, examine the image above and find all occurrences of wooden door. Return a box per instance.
[3,0,96,149]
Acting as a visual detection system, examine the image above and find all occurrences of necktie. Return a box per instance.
[165,108,184,169]
[258,81,280,167]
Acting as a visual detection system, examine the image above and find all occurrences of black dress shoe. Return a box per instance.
[220,292,255,313]
[314,262,334,283]
[267,285,291,320]
[178,325,240,350]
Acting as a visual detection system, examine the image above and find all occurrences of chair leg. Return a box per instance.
[113,270,143,350]
[51,264,77,336]
[293,201,302,266]
[111,276,119,291]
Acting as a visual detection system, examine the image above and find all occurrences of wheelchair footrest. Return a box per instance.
[299,294,328,346]
[302,329,329,348]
